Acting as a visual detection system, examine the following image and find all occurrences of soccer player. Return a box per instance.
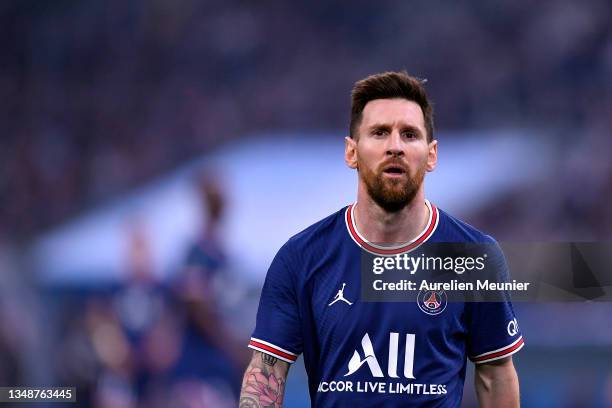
[239,71,523,407]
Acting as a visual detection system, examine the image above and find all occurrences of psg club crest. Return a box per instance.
[417,290,447,315]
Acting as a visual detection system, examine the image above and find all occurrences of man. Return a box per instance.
[240,71,523,407]
[172,174,246,404]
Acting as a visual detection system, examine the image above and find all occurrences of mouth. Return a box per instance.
[382,165,407,177]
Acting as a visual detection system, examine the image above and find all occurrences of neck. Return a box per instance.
[353,186,429,246]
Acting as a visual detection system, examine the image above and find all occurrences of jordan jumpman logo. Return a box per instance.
[328,283,353,306]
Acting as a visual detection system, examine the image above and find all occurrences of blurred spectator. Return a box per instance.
[168,173,247,405]
[112,220,178,405]
[56,296,134,408]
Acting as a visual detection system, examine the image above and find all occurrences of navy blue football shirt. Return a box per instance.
[249,200,523,407]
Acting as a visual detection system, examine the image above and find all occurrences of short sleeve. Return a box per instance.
[249,243,303,364]
[467,240,524,364]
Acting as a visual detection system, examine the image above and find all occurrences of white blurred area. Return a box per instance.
[30,131,552,285]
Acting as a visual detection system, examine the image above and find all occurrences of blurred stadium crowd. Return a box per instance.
[1,177,249,407]
[1,1,612,407]
[2,0,612,240]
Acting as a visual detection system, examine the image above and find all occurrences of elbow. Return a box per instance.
[474,357,520,407]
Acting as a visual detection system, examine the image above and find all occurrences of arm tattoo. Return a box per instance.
[239,396,260,408]
[262,353,278,367]
[240,351,289,408]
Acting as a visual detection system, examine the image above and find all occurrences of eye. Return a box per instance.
[372,129,388,137]
[402,130,418,139]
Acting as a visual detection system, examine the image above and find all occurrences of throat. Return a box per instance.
[352,199,430,246]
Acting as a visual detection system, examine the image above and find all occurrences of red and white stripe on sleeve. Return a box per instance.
[248,337,299,364]
[470,336,524,364]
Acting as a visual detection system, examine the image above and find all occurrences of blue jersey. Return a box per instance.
[249,200,523,407]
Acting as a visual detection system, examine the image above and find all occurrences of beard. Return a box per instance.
[360,161,426,213]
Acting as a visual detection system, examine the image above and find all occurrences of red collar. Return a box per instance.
[345,200,439,255]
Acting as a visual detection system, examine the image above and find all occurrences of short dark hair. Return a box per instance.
[350,71,434,142]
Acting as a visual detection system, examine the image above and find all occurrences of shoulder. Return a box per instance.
[262,208,347,295]
[435,206,498,245]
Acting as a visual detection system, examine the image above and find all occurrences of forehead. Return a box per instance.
[360,98,425,129]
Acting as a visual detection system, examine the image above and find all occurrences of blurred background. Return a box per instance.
[1,0,612,407]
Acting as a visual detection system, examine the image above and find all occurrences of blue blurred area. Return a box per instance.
[2,0,612,241]
[1,1,612,407]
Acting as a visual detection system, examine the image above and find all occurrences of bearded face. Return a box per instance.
[359,156,426,213]
[345,99,437,213]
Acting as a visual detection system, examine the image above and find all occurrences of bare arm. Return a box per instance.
[474,356,520,407]
[240,350,290,408]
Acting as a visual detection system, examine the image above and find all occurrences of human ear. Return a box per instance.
[345,136,358,169]
[426,139,437,172]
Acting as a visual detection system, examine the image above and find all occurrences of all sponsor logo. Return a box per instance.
[344,333,416,379]
[317,332,448,396]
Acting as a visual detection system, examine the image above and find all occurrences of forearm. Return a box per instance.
[475,357,520,408]
[240,351,289,408]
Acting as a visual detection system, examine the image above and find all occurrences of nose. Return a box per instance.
[385,130,404,157]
